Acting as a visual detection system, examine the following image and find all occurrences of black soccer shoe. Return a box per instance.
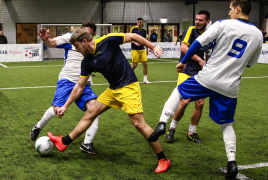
[187,132,203,143]
[30,124,42,141]
[148,122,166,142]
[226,161,238,179]
[80,142,98,155]
[166,128,175,143]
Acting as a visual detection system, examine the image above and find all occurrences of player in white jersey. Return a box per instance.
[30,20,100,155]
[149,0,262,178]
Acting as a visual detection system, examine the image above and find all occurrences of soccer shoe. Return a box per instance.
[148,122,166,142]
[155,158,171,173]
[187,132,203,143]
[80,142,98,155]
[30,124,42,141]
[47,132,67,152]
[143,80,151,84]
[226,161,238,179]
[166,128,175,142]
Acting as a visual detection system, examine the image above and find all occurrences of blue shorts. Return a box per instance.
[52,79,97,111]
[178,76,237,124]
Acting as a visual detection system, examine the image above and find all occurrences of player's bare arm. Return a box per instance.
[181,42,205,68]
[125,33,163,58]
[57,76,89,117]
[38,28,57,48]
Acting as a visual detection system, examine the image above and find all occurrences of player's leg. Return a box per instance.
[48,100,110,152]
[132,62,138,70]
[148,87,182,142]
[81,99,99,154]
[141,50,150,84]
[131,50,139,70]
[128,113,170,173]
[210,94,238,178]
[31,79,73,141]
[30,106,57,141]
[187,98,204,143]
[74,84,100,154]
[115,81,170,173]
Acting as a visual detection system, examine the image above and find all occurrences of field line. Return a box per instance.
[1,76,268,90]
[7,65,63,68]
[148,58,177,62]
[218,162,268,180]
[0,63,8,68]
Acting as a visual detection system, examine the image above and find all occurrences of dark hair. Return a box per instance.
[82,20,96,33]
[197,10,210,20]
[137,18,143,21]
[230,0,251,15]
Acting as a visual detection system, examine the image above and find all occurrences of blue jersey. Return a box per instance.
[180,26,207,76]
[130,26,147,50]
[80,33,138,90]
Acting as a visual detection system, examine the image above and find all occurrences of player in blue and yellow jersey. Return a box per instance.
[47,28,171,173]
[131,18,150,84]
[148,10,211,144]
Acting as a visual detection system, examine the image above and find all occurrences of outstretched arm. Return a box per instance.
[124,33,163,58]
[56,76,88,118]
[38,28,57,48]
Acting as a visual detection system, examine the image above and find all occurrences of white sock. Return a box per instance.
[189,124,197,134]
[143,75,148,82]
[159,87,181,123]
[83,116,100,144]
[36,107,56,129]
[170,119,178,130]
[220,123,236,162]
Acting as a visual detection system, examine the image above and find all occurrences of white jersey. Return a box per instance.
[195,19,263,98]
[54,33,88,84]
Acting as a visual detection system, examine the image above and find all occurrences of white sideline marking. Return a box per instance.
[149,58,177,62]
[7,65,63,68]
[218,162,268,180]
[0,63,8,68]
[0,76,268,90]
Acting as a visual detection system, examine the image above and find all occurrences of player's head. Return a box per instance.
[82,20,97,36]
[229,0,251,19]
[70,27,93,56]
[153,29,156,33]
[137,18,144,28]
[195,10,210,31]
[0,31,3,36]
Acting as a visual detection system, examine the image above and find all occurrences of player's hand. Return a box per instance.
[37,28,50,42]
[176,62,186,73]
[153,46,164,58]
[134,42,141,46]
[199,60,206,68]
[56,106,67,118]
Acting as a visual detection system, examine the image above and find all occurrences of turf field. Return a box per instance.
[0,59,267,180]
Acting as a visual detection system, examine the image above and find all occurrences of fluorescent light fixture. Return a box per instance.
[160,18,168,24]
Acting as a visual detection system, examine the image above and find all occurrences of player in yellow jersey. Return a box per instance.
[130,18,150,84]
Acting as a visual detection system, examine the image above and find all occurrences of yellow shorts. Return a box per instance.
[97,81,143,114]
[131,50,147,63]
[177,73,192,86]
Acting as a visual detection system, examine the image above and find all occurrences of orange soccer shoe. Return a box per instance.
[155,158,171,173]
[47,132,67,152]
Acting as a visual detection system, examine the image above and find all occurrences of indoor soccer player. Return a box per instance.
[30,20,100,154]
[130,18,150,84]
[148,10,211,144]
[150,0,262,178]
[47,28,171,173]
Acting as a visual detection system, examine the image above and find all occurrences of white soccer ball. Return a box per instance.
[35,136,54,154]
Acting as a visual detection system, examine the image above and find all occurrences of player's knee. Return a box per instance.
[181,99,190,107]
[195,100,204,108]
[132,121,145,132]
[132,63,138,68]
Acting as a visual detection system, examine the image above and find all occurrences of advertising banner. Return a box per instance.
[0,44,42,62]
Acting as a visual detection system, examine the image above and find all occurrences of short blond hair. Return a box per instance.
[70,27,93,45]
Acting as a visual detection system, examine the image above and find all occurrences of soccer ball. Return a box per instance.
[35,136,54,154]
